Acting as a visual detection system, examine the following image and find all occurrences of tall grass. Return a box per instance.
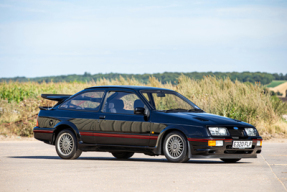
[0,76,286,138]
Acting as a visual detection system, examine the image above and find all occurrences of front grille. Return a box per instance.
[224,150,253,154]
[227,127,246,137]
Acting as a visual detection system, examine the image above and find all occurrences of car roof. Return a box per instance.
[85,85,173,91]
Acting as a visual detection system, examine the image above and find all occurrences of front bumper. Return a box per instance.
[188,137,262,159]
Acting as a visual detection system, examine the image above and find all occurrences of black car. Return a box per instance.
[34,86,262,163]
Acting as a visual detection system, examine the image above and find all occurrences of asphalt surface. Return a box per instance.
[0,141,286,192]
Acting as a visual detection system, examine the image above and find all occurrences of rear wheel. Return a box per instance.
[55,129,82,159]
[112,152,134,159]
[220,158,241,163]
[163,131,189,163]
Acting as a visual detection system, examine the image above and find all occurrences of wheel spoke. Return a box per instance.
[57,133,74,156]
[165,134,184,159]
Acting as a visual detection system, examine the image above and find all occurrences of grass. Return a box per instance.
[0,76,287,139]
[266,80,287,88]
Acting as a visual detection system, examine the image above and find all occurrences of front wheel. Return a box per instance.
[55,129,82,159]
[163,131,189,163]
[220,158,241,163]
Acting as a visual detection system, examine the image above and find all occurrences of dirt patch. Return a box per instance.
[261,130,287,140]
[263,138,287,143]
[1,114,38,128]
[0,135,36,141]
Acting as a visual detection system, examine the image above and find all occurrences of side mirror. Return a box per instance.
[134,107,145,115]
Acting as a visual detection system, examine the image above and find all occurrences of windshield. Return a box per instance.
[141,91,203,112]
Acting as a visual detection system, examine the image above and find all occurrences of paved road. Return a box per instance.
[0,141,286,192]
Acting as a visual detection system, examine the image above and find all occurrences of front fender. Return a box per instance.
[153,124,206,157]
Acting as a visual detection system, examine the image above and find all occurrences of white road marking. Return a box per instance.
[260,154,287,191]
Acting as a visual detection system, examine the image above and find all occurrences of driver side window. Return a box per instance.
[102,91,145,114]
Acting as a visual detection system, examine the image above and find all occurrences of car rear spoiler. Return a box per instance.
[41,94,72,101]
[40,94,72,110]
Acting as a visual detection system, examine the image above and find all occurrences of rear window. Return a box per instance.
[60,91,105,111]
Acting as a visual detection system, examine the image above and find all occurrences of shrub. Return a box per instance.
[0,75,286,138]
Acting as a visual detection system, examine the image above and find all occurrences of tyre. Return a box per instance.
[55,129,82,159]
[163,131,189,163]
[111,152,134,159]
[220,158,241,163]
[182,156,190,163]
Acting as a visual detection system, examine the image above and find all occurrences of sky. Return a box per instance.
[0,0,287,78]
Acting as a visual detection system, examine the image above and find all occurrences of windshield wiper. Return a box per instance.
[164,108,189,113]
[188,108,204,112]
[158,108,204,113]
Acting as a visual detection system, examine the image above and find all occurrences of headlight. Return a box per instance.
[208,127,229,136]
[245,128,257,136]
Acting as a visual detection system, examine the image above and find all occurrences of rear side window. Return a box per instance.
[60,91,105,111]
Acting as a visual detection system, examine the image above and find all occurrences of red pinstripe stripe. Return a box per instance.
[33,130,53,134]
[80,132,158,140]
[188,138,232,142]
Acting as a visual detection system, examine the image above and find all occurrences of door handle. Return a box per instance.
[99,115,106,119]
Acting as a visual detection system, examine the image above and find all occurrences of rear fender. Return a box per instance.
[52,121,81,144]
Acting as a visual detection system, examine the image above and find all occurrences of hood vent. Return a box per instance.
[194,117,209,121]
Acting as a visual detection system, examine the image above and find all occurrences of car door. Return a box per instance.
[96,89,151,146]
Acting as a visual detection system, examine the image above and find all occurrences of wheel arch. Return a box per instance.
[52,121,80,145]
[154,127,191,157]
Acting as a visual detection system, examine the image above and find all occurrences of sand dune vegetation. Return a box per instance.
[0,75,286,139]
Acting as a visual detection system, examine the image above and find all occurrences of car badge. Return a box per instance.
[234,127,238,130]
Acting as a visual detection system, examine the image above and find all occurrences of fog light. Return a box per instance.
[257,140,262,146]
[216,140,224,146]
[208,140,224,147]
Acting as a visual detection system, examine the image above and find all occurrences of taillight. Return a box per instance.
[36,116,39,127]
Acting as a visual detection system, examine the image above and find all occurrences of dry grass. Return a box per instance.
[0,75,287,139]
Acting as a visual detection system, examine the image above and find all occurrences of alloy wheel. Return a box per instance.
[165,134,184,159]
[57,133,74,156]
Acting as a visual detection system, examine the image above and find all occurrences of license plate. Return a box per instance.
[232,141,252,149]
